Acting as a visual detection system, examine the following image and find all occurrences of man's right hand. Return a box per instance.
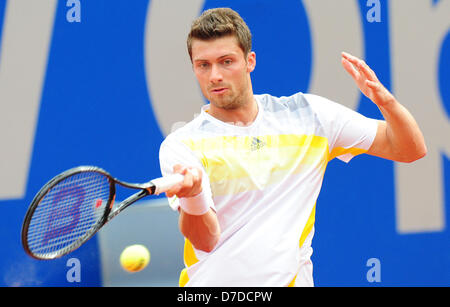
[165,164,203,199]
[166,164,220,253]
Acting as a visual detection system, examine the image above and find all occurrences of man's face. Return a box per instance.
[191,35,255,110]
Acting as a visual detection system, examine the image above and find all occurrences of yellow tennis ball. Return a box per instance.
[120,244,150,273]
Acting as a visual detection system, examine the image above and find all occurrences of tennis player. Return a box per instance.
[159,8,426,287]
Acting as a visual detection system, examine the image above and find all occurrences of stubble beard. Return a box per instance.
[208,78,249,111]
[210,90,245,110]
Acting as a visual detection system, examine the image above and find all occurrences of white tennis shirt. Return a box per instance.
[159,92,378,287]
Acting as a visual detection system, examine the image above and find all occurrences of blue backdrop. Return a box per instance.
[0,0,448,286]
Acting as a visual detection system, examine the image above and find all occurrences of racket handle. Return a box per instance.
[151,173,184,195]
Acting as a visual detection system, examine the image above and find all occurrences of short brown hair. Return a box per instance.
[187,8,252,61]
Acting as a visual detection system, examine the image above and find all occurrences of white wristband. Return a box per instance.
[179,192,211,216]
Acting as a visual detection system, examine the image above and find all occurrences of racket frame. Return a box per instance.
[21,166,156,260]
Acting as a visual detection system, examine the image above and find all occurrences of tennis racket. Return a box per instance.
[21,166,185,260]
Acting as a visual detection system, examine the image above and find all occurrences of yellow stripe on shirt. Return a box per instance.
[288,204,317,287]
[328,146,367,161]
[299,204,316,249]
[179,239,199,287]
[183,134,329,197]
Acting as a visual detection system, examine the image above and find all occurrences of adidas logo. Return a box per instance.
[250,137,266,151]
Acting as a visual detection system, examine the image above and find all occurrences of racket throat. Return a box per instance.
[109,194,116,209]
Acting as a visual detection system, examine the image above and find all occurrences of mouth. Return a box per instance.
[211,87,228,94]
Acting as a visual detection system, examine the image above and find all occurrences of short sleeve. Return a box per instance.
[159,136,216,211]
[305,94,379,163]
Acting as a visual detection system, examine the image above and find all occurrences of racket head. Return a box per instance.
[21,166,115,260]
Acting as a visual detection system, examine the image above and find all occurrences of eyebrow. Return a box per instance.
[217,53,235,60]
[193,53,236,63]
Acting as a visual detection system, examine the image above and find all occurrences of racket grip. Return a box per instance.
[151,174,185,195]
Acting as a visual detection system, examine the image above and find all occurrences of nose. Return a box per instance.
[209,64,223,84]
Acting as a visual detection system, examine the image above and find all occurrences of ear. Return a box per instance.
[246,51,256,73]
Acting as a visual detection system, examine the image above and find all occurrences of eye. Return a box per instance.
[223,59,232,65]
[196,62,209,69]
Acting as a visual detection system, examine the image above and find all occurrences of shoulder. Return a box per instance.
[256,92,310,113]
[161,113,207,144]
[302,93,351,114]
[159,110,221,156]
[256,92,323,125]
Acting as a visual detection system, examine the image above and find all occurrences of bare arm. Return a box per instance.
[165,164,220,252]
[179,209,220,253]
[341,52,427,162]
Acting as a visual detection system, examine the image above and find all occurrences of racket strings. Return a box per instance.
[26,171,111,257]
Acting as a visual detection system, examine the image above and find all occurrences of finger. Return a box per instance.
[365,80,395,105]
[188,167,200,181]
[357,60,378,82]
[182,169,194,190]
[341,51,360,66]
[173,164,187,174]
[341,52,366,81]
[165,185,181,198]
[188,167,203,193]
[165,190,174,198]
[341,57,360,80]
[342,52,377,81]
[366,80,380,90]
[346,54,378,82]
[367,80,390,96]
